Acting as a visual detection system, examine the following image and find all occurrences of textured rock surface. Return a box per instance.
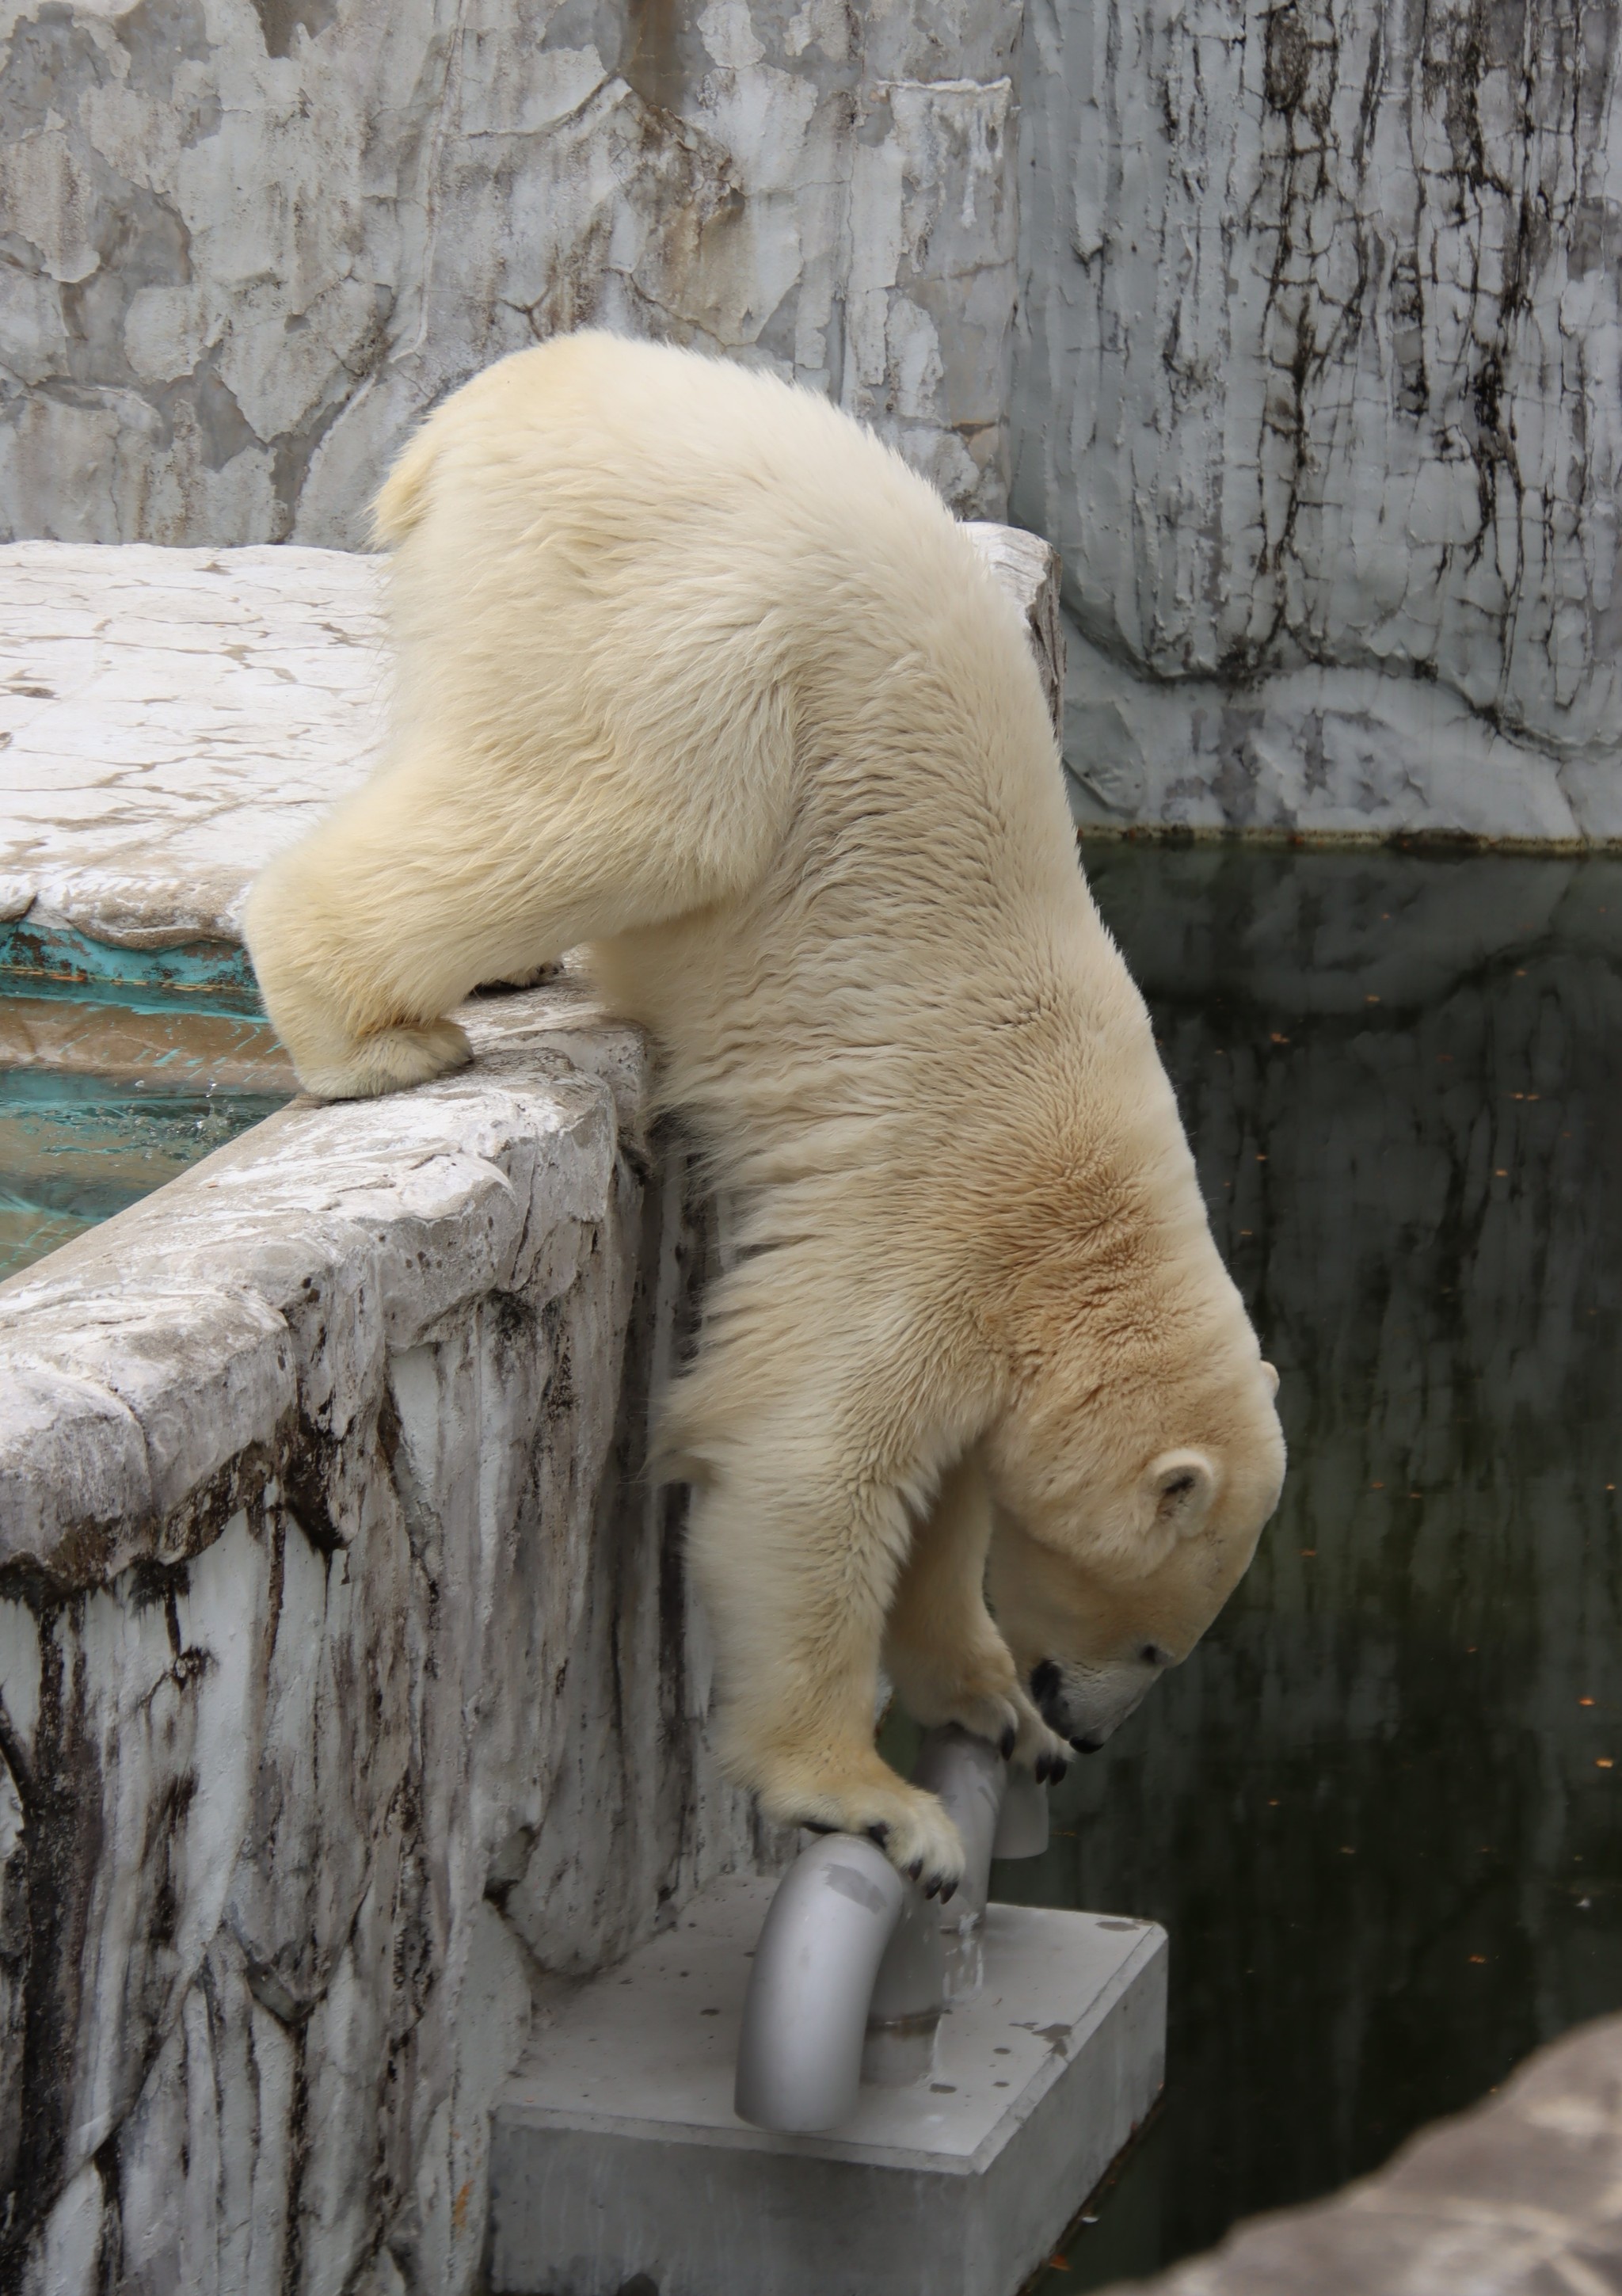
[1049,634,1622,843]
[1013,0,1622,838]
[1106,2012,1622,2293]
[0,0,1021,545]
[0,982,768,2296]
[6,0,1619,840]
[0,527,1062,946]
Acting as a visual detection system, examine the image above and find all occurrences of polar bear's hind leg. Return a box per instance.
[680,1392,970,1895]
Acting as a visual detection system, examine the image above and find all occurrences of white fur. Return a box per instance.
[245,333,1285,1890]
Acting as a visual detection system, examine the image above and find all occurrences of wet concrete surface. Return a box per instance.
[1007,842,1622,2290]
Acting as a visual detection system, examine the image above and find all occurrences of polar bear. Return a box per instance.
[245,332,1285,1894]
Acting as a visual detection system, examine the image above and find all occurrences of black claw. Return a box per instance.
[866,1822,891,1848]
[1050,1758,1068,1784]
[924,1875,942,1900]
[939,1879,958,1905]
[907,1857,923,1881]
[801,1819,836,1834]
[999,1723,1017,1761]
[1034,1753,1053,1784]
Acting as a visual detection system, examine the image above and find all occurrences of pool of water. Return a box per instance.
[977,842,1622,2287]
[0,924,294,1282]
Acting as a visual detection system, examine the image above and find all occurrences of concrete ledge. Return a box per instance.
[0,543,386,944]
[0,981,764,2294]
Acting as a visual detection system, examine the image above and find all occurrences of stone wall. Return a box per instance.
[0,984,767,2296]
[1013,0,1622,839]
[0,0,1021,545]
[4,0,1619,836]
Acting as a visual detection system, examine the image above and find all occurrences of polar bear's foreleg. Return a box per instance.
[883,1455,1072,1781]
[245,738,741,1101]
[687,1461,970,1894]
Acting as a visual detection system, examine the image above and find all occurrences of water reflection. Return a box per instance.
[1010,843,1622,2289]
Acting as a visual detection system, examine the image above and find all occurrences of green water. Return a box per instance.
[0,927,291,1282]
[999,843,1622,2287]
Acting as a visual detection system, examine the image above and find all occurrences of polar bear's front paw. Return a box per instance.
[925,1683,1072,1786]
[298,1019,474,1102]
[759,1765,966,1898]
[997,1684,1073,1787]
[889,1647,1073,1786]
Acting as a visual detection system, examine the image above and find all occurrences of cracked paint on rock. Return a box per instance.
[0,0,1024,544]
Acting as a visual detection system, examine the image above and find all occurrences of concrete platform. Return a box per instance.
[487,1875,1167,2296]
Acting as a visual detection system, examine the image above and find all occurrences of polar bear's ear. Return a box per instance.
[1261,1361,1280,1399]
[1146,1449,1216,1533]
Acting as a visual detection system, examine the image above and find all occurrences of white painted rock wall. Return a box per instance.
[0,987,768,2296]
[0,0,1020,545]
[1013,0,1622,839]
[5,0,1619,839]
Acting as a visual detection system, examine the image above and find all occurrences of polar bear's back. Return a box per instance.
[379,332,965,676]
[379,329,957,588]
[376,335,1058,858]
[368,333,1102,1167]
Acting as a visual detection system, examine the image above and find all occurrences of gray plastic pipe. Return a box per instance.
[860,1867,948,2088]
[916,1724,1052,1998]
[733,1727,1049,2134]
[733,1832,907,2134]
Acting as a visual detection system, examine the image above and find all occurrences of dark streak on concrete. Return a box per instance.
[0,1589,101,2288]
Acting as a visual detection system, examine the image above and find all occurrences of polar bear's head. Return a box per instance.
[981,1336,1285,1752]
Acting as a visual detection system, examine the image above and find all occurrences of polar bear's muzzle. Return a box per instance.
[1030,1651,1169,1752]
